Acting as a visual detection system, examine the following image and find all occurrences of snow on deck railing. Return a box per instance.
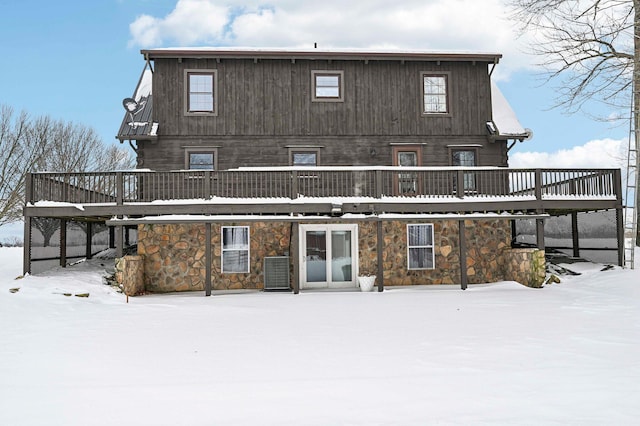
[26,168,621,204]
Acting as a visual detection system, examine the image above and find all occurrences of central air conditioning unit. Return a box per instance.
[263,256,290,291]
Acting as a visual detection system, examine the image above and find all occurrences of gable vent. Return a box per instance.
[263,256,290,290]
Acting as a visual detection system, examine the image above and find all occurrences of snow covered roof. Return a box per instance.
[490,81,531,141]
[117,67,157,141]
[142,47,502,63]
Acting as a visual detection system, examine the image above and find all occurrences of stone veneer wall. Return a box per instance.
[360,219,511,286]
[137,222,291,292]
[374,220,462,285]
[463,219,512,284]
[136,219,543,293]
[138,224,207,292]
[503,248,546,288]
[211,222,291,290]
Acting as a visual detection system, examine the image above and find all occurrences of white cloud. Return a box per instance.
[509,138,627,169]
[128,0,535,76]
[129,0,230,47]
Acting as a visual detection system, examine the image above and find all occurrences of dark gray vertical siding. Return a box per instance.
[144,57,504,171]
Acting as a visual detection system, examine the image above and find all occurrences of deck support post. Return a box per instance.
[109,226,115,249]
[23,173,33,275]
[23,216,32,275]
[459,219,467,290]
[571,212,580,258]
[377,219,384,292]
[114,225,123,258]
[205,222,212,296]
[616,206,625,267]
[536,218,545,251]
[60,219,67,268]
[292,222,299,294]
[614,169,625,267]
[85,222,93,260]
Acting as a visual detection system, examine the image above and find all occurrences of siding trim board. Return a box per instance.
[142,48,502,65]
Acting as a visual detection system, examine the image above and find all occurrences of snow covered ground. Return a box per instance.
[1,247,639,426]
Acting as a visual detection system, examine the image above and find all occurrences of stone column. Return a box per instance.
[119,255,145,296]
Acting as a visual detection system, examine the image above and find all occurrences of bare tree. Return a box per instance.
[0,106,48,226]
[0,104,136,227]
[509,0,635,113]
[509,0,640,245]
[35,118,135,173]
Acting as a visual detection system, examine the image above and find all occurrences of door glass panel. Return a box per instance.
[331,230,352,282]
[398,151,418,194]
[398,152,417,167]
[305,231,326,282]
[452,150,477,191]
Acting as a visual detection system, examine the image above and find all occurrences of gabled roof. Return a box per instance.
[117,67,157,141]
[141,47,502,64]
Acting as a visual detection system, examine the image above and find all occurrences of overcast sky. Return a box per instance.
[0,0,631,239]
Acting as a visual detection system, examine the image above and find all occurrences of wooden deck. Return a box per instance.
[24,167,623,219]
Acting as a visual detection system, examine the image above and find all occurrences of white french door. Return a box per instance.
[300,224,358,289]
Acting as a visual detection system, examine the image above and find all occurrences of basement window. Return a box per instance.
[222,226,250,273]
[407,224,435,270]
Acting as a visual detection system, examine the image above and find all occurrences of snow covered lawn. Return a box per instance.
[1,247,639,425]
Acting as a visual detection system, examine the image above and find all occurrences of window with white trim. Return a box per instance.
[185,70,217,115]
[221,226,250,273]
[407,224,435,270]
[422,74,449,114]
[312,70,344,102]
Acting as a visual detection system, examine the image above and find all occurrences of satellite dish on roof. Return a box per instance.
[524,128,533,141]
[123,97,138,113]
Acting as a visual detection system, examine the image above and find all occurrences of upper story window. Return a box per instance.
[451,149,477,167]
[185,148,217,170]
[290,150,319,167]
[312,70,344,102]
[292,152,317,166]
[185,69,218,115]
[422,73,449,115]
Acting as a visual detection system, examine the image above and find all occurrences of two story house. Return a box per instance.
[23,48,625,294]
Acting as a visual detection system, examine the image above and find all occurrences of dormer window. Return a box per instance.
[185,69,218,115]
[312,70,344,102]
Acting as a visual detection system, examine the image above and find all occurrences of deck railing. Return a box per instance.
[26,167,621,205]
